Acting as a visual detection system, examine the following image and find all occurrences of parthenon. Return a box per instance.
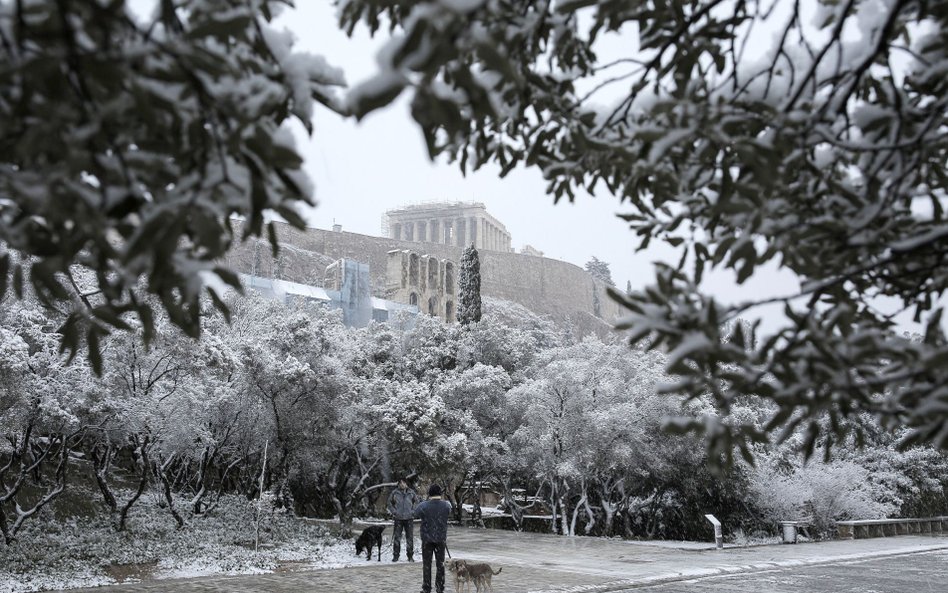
[383,202,512,252]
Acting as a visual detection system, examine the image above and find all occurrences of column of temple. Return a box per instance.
[469,218,478,249]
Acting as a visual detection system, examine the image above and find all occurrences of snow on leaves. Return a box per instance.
[340,0,948,454]
[0,0,345,366]
[2,291,948,546]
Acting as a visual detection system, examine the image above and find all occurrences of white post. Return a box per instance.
[255,441,268,553]
[705,514,723,549]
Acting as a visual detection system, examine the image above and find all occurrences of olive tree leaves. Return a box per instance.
[340,0,948,456]
[0,0,344,372]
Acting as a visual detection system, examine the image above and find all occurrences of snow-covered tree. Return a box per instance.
[341,1,948,454]
[507,339,670,536]
[457,245,482,325]
[748,457,898,538]
[0,0,344,365]
[584,257,614,286]
[0,298,92,543]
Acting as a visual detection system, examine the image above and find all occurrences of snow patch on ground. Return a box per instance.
[0,493,364,592]
[461,503,507,518]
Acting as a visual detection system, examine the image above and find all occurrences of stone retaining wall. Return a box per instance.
[223,222,621,328]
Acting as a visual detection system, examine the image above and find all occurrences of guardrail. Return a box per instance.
[836,517,948,539]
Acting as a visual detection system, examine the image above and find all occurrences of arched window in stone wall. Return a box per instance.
[445,300,455,322]
[428,257,439,289]
[428,296,438,316]
[445,262,455,295]
[410,292,418,306]
[409,254,420,286]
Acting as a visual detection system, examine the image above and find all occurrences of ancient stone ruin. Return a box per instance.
[384,202,512,252]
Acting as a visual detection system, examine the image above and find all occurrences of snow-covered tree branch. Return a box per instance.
[339,0,948,454]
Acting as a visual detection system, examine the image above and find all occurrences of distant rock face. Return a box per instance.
[223,221,619,334]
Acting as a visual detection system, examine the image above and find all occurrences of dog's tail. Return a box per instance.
[492,567,502,575]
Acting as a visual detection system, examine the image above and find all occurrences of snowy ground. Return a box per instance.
[0,493,787,593]
[460,503,507,518]
[0,494,372,593]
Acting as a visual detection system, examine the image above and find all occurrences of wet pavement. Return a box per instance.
[625,548,948,593]
[61,527,948,593]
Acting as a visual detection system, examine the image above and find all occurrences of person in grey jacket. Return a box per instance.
[413,484,452,593]
[387,478,419,562]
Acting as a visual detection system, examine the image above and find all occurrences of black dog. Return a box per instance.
[354,525,385,561]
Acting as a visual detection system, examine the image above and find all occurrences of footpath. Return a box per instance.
[62,527,948,593]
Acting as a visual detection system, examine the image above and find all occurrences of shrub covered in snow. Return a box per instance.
[0,492,354,592]
[748,458,898,538]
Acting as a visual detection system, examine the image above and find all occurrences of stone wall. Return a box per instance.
[223,222,621,326]
[386,250,457,322]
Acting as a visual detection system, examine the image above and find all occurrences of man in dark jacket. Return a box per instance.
[387,478,419,562]
[413,484,452,593]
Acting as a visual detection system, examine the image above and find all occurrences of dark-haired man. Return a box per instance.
[413,484,452,593]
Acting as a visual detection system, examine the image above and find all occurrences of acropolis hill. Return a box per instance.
[224,202,619,333]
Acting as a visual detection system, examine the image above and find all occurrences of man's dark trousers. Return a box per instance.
[421,541,446,593]
[392,519,414,560]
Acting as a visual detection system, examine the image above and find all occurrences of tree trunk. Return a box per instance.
[558,478,572,536]
[452,479,465,523]
[582,493,596,535]
[154,455,185,529]
[118,438,150,531]
[548,480,558,534]
[569,493,583,537]
[201,457,242,516]
[190,446,212,515]
[3,432,71,544]
[333,494,352,537]
[597,477,619,537]
[472,481,484,528]
[501,480,525,531]
[0,501,11,545]
[90,445,118,513]
[602,498,616,538]
[559,495,571,536]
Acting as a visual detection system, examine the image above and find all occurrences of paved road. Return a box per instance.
[625,549,948,592]
[62,528,948,593]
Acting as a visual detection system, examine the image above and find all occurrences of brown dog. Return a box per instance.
[445,558,502,593]
[445,558,473,593]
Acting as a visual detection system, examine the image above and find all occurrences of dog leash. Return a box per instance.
[445,543,452,559]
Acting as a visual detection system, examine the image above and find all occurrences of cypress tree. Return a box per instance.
[457,246,482,325]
